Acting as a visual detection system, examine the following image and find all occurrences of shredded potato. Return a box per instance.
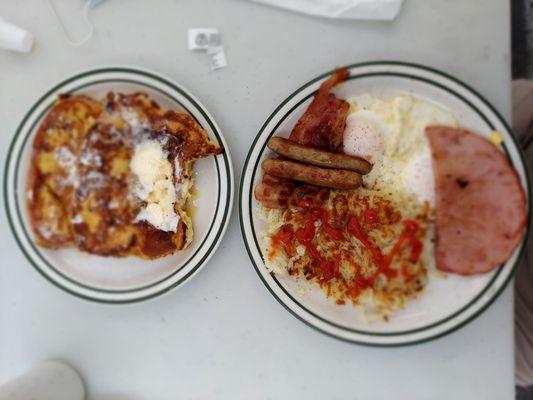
[259,188,433,318]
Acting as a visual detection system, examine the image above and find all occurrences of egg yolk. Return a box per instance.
[343,114,384,162]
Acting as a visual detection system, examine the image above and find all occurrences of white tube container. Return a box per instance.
[0,16,34,52]
[0,361,85,400]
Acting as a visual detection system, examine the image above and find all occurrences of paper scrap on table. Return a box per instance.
[188,28,227,71]
[207,46,228,70]
[187,28,221,51]
[250,0,404,20]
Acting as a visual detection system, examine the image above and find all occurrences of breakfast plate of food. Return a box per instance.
[239,61,530,346]
[4,67,233,303]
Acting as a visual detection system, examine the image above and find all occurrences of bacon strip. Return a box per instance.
[254,175,330,209]
[254,175,295,209]
[289,68,350,151]
[255,68,351,208]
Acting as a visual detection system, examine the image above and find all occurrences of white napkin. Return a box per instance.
[251,0,404,20]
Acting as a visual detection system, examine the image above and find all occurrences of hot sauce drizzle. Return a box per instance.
[272,224,294,248]
[293,210,344,281]
[379,220,419,275]
[364,209,379,225]
[347,216,384,264]
[409,237,423,263]
[311,209,344,240]
[269,205,425,298]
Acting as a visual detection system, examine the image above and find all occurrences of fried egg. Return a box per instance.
[343,94,457,206]
[343,113,384,162]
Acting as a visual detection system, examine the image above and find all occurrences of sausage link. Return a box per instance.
[262,159,362,189]
[267,137,372,175]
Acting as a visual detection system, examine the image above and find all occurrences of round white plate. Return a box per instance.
[239,61,531,346]
[4,67,234,303]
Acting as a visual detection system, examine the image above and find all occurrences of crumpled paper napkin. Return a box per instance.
[251,0,404,21]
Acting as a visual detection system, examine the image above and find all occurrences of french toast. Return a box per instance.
[27,95,103,247]
[27,92,222,259]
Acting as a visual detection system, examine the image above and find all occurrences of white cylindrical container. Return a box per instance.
[0,16,34,52]
[0,361,85,400]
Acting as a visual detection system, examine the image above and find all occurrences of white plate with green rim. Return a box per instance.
[4,66,234,304]
[239,61,531,346]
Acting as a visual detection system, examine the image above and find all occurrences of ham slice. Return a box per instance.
[426,126,527,275]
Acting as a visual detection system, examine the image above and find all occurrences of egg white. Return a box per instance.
[343,94,457,207]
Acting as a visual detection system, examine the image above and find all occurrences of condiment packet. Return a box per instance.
[187,28,227,71]
[188,28,221,51]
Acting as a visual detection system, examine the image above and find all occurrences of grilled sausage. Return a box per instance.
[262,159,362,189]
[267,137,372,175]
